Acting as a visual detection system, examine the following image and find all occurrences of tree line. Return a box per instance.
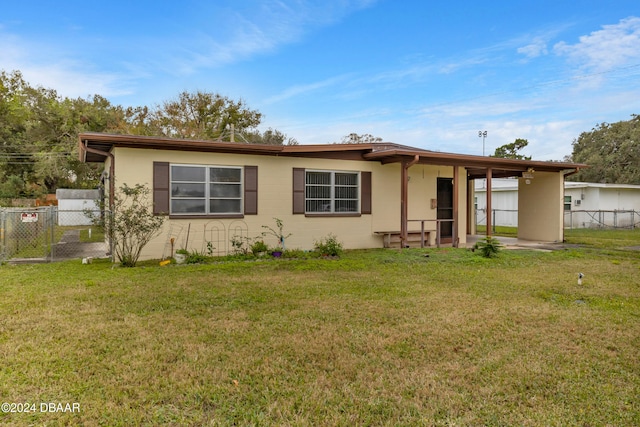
[565,114,640,185]
[0,70,297,198]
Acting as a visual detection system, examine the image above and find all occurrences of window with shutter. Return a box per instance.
[153,162,257,217]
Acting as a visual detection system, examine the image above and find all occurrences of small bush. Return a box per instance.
[87,183,165,267]
[473,237,502,258]
[230,235,251,255]
[251,240,269,256]
[185,250,208,264]
[314,234,343,257]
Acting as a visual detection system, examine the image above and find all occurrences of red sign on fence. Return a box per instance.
[21,212,38,223]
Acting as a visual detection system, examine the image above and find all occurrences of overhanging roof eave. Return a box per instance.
[363,149,587,175]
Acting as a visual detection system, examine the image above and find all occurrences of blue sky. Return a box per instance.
[2,1,640,160]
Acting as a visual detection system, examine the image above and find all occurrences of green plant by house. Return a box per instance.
[205,241,215,256]
[473,236,502,258]
[185,249,208,264]
[87,183,165,267]
[250,240,269,256]
[314,233,343,257]
[262,217,292,250]
[230,235,250,255]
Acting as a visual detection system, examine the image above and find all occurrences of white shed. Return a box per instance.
[56,189,100,226]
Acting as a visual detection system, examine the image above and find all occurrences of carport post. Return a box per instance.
[486,168,492,237]
[400,155,420,248]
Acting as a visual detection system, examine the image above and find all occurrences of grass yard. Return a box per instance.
[1,230,639,426]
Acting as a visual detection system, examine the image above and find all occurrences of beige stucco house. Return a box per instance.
[79,132,586,260]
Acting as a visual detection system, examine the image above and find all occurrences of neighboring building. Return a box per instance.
[476,179,640,229]
[56,189,100,226]
[78,133,585,260]
[474,178,520,227]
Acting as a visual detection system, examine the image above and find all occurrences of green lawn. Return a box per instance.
[1,230,639,425]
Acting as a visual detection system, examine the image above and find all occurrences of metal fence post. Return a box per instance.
[0,210,4,261]
[50,206,55,261]
[492,209,496,233]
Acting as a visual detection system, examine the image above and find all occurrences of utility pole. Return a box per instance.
[478,130,488,156]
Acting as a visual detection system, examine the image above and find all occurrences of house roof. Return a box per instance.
[564,181,640,190]
[78,132,587,179]
[475,179,640,191]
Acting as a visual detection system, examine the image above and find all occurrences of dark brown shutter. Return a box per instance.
[244,165,258,215]
[153,162,169,215]
[293,168,305,214]
[361,171,372,214]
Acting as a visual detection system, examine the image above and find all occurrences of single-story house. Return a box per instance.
[78,132,586,260]
[476,179,640,229]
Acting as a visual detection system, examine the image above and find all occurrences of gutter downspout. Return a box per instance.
[401,155,420,248]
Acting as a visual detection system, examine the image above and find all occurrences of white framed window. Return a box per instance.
[305,170,359,213]
[564,195,572,211]
[170,164,243,215]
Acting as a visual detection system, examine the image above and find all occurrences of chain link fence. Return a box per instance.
[0,206,111,263]
[474,208,640,231]
[564,210,639,230]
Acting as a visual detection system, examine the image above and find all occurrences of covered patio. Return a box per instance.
[363,144,586,248]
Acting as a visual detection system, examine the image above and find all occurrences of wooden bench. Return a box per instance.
[374,230,432,248]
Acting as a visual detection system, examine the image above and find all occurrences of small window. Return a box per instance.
[564,195,571,211]
[305,170,359,213]
[171,164,242,215]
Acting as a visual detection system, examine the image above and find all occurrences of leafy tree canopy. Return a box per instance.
[492,138,531,160]
[0,70,296,198]
[335,133,384,144]
[567,114,640,184]
[149,90,262,140]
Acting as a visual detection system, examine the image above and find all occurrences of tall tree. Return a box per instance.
[492,138,531,160]
[245,128,298,145]
[568,115,640,184]
[0,71,128,196]
[335,133,384,144]
[150,91,262,140]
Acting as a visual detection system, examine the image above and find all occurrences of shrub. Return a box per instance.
[473,237,502,258]
[314,233,343,257]
[230,235,251,255]
[251,240,269,256]
[185,250,208,264]
[88,183,165,267]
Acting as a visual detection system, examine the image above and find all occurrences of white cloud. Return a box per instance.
[554,16,640,72]
[517,37,549,59]
[174,0,378,71]
[262,74,353,104]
